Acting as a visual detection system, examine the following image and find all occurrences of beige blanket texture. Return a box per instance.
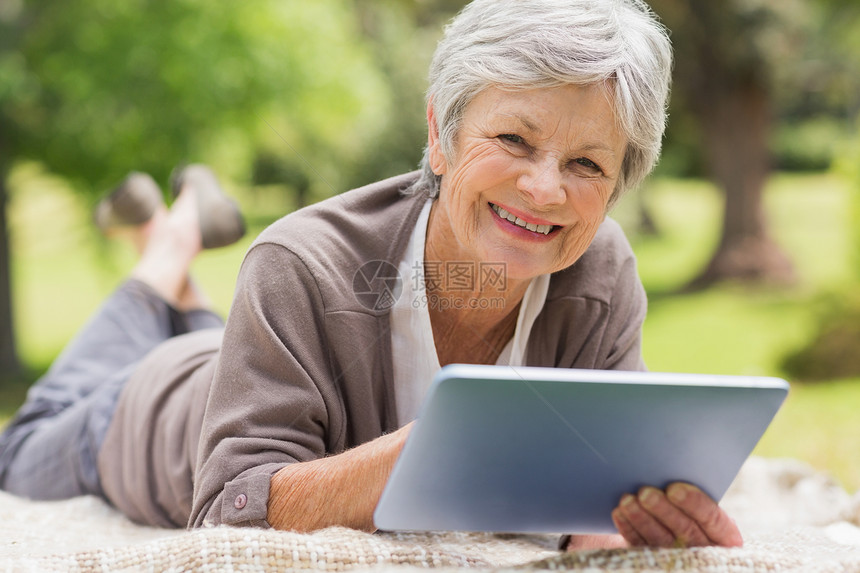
[2,457,860,572]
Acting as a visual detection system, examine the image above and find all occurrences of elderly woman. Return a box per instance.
[0,0,742,550]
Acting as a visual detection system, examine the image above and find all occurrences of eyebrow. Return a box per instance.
[579,142,620,158]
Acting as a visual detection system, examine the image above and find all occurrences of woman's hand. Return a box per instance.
[610,482,743,548]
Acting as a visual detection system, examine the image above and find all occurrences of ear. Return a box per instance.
[426,98,447,175]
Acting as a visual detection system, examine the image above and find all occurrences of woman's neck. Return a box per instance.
[427,290,522,367]
[423,199,535,365]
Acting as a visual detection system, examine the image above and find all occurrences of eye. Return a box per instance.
[499,133,525,145]
[573,157,602,173]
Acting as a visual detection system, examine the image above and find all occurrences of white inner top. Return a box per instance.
[390,200,550,425]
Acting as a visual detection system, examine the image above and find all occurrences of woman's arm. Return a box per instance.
[191,244,344,528]
[267,424,411,532]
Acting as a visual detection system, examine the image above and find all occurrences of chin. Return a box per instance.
[477,238,573,282]
[492,258,555,282]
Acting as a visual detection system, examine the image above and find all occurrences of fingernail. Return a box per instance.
[640,487,660,507]
[668,483,688,503]
[621,494,636,507]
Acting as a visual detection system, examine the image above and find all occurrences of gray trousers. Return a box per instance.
[0,279,223,500]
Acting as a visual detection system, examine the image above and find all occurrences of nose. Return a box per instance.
[516,156,566,206]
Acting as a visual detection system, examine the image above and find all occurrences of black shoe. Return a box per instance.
[170,164,246,249]
[94,172,164,231]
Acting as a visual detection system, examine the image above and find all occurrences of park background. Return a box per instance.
[1,0,859,493]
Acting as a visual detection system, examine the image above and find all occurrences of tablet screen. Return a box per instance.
[375,364,789,533]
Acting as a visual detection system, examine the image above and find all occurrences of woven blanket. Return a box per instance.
[2,457,860,572]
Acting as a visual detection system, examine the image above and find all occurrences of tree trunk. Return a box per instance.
[0,171,21,382]
[686,69,795,290]
[649,0,797,290]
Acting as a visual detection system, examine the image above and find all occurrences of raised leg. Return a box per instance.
[0,170,232,499]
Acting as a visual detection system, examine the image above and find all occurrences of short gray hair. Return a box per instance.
[412,0,672,208]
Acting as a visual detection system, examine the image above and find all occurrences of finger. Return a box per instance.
[636,486,710,547]
[566,533,628,550]
[616,493,675,547]
[666,483,743,547]
[611,508,646,547]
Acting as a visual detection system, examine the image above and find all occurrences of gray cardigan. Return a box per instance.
[98,172,647,530]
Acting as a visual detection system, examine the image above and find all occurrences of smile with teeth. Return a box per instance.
[490,203,557,236]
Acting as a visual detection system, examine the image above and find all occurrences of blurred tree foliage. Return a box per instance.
[0,0,393,193]
[0,0,397,379]
[661,0,860,176]
[650,0,800,288]
[252,0,465,202]
[0,0,467,381]
[650,0,860,289]
[1,0,857,381]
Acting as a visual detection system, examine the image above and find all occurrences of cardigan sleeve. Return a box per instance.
[189,242,342,528]
[596,250,648,372]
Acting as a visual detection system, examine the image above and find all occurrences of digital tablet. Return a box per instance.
[374,364,789,534]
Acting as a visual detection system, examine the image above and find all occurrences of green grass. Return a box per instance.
[3,167,859,491]
[642,288,818,378]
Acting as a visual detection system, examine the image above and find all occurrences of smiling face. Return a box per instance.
[425,84,627,283]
